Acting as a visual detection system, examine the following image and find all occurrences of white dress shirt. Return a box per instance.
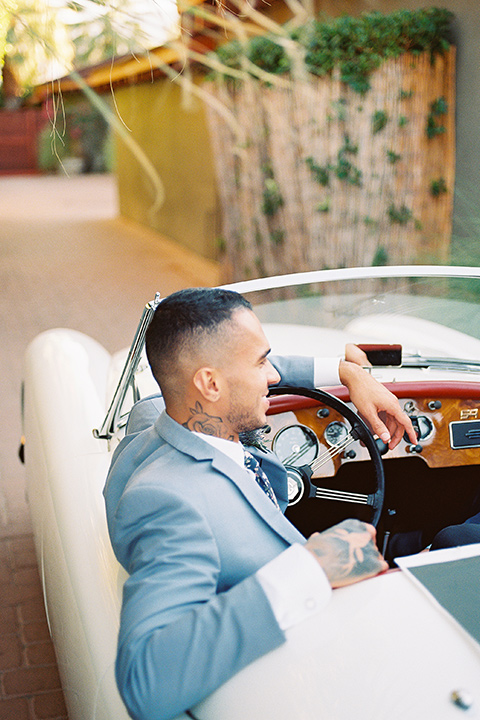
[314,356,342,388]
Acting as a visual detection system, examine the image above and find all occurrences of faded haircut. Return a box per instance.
[145,287,252,397]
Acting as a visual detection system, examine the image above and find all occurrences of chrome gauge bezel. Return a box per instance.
[323,420,350,447]
[271,423,319,467]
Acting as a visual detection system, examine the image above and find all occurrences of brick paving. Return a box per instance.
[0,173,220,719]
[0,535,67,720]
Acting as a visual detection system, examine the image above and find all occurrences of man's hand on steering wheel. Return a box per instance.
[338,356,417,450]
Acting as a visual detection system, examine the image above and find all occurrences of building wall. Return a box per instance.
[113,78,220,260]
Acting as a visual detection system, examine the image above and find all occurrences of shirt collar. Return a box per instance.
[192,431,245,469]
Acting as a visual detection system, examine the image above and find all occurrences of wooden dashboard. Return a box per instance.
[266,381,480,475]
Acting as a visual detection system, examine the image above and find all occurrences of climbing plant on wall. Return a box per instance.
[205,8,455,281]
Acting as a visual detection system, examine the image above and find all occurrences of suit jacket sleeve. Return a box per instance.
[270,355,315,387]
[112,481,286,720]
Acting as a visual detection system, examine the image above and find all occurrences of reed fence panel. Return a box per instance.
[206,48,455,281]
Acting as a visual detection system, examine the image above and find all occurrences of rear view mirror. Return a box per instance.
[356,344,402,366]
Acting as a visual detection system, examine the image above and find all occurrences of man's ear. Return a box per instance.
[193,367,222,402]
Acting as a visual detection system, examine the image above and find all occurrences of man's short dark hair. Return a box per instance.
[146,287,252,394]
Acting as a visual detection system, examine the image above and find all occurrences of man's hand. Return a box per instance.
[338,359,417,449]
[305,519,388,588]
[345,343,371,367]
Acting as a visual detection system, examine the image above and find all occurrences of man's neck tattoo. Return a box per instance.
[183,401,234,441]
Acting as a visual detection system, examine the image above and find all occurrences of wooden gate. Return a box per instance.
[0,108,46,174]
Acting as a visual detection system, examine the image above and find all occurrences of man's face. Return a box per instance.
[220,308,281,434]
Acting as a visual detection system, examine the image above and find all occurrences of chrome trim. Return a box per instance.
[314,488,370,504]
[93,293,162,440]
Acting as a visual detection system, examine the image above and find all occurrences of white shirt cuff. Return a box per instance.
[314,357,342,387]
[256,543,332,631]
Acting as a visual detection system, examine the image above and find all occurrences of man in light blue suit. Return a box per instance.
[104,288,415,720]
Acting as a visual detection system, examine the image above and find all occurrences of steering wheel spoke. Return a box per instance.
[311,431,357,471]
[268,386,385,526]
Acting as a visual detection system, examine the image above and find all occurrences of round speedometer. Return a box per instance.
[272,424,319,467]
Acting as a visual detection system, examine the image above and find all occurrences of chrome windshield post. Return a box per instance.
[93,293,162,440]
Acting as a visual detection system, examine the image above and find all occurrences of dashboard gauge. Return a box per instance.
[272,424,319,467]
[412,415,434,441]
[324,421,349,447]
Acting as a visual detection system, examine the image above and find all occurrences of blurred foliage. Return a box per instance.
[430,177,448,196]
[303,8,452,93]
[262,177,284,216]
[0,2,14,70]
[38,99,110,173]
[372,245,389,266]
[372,109,388,134]
[66,0,162,70]
[248,36,291,75]
[0,0,73,103]
[426,95,448,138]
[333,134,362,186]
[387,150,401,164]
[0,0,174,101]
[388,203,413,225]
[212,7,453,94]
[306,156,330,186]
[306,135,362,188]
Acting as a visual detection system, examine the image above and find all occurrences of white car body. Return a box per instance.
[22,266,480,720]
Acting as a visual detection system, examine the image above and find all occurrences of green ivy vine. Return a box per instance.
[306,135,362,189]
[387,204,412,225]
[372,110,388,134]
[430,177,448,196]
[426,96,448,138]
[211,8,453,95]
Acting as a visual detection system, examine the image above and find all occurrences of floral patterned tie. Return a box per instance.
[243,449,280,509]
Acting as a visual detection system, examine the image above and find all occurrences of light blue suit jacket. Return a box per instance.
[103,356,315,720]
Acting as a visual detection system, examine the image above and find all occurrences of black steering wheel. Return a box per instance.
[268,386,385,527]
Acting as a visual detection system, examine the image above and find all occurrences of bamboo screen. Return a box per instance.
[206,48,455,282]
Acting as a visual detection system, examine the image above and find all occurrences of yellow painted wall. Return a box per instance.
[113,78,220,260]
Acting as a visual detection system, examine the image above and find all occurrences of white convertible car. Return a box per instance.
[21,266,480,720]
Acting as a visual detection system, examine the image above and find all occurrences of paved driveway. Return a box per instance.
[0,172,219,719]
[0,172,219,537]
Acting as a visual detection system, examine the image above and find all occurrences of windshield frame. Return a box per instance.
[222,264,480,295]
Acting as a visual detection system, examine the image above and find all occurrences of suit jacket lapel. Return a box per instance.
[155,412,306,545]
[210,451,305,544]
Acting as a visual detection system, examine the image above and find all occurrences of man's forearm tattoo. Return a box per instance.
[310,519,381,580]
[183,401,234,441]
